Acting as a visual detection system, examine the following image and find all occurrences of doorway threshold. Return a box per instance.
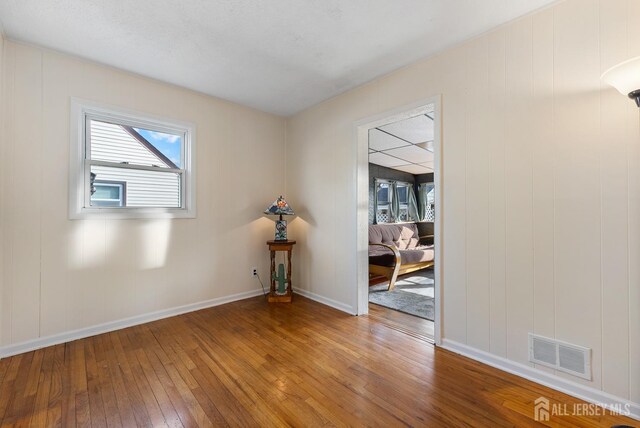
[366,304,434,344]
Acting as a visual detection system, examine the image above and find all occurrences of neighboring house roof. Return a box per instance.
[121,126,178,169]
[90,120,178,169]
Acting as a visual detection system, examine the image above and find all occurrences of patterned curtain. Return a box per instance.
[373,179,380,224]
[390,182,400,222]
[417,184,427,221]
[408,184,419,222]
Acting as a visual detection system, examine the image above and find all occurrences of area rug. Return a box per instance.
[368,274,435,321]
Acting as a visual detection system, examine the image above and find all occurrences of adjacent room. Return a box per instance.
[0,0,638,426]
[367,110,438,340]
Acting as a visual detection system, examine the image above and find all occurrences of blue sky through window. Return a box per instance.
[135,128,182,168]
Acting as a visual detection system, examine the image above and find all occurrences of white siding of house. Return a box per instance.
[91,166,180,208]
[89,120,180,207]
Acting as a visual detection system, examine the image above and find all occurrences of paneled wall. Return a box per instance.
[0,32,4,347]
[287,0,639,405]
[0,41,285,348]
[414,172,434,185]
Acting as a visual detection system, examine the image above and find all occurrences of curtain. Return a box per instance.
[408,184,419,222]
[390,182,400,222]
[373,179,380,224]
[417,183,428,221]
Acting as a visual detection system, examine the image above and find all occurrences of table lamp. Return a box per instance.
[264,195,295,241]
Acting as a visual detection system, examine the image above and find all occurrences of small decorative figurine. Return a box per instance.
[273,263,287,295]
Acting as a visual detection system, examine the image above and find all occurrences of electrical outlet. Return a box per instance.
[251,267,258,277]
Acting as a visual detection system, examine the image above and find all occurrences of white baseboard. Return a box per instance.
[294,288,356,315]
[441,339,640,421]
[0,289,265,358]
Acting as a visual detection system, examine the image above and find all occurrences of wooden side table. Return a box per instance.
[267,240,296,303]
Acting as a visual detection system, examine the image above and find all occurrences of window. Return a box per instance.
[395,182,410,222]
[375,180,391,223]
[418,182,435,221]
[70,99,196,219]
[374,179,416,223]
[91,180,125,207]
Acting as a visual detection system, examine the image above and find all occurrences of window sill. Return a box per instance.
[375,221,416,225]
[69,207,196,220]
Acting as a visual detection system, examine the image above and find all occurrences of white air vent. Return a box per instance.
[531,335,557,365]
[528,334,591,380]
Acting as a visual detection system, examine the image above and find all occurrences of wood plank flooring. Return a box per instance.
[368,302,435,342]
[0,296,636,427]
[369,268,436,340]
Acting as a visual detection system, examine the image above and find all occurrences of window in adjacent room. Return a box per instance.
[419,182,435,221]
[70,99,196,219]
[375,180,391,223]
[374,179,416,223]
[395,182,410,222]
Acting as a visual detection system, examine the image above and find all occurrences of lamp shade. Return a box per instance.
[602,56,640,104]
[264,196,294,216]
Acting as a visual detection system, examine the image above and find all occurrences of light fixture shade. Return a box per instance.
[264,195,295,216]
[602,56,640,96]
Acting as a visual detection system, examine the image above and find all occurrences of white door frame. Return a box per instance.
[354,95,443,345]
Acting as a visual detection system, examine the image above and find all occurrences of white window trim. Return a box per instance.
[69,98,196,219]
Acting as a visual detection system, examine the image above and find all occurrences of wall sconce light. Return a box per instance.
[602,56,640,107]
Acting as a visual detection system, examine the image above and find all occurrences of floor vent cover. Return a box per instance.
[528,333,591,380]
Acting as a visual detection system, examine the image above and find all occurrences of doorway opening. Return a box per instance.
[355,97,442,344]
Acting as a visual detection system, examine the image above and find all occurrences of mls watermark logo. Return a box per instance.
[533,395,631,421]
[534,397,550,422]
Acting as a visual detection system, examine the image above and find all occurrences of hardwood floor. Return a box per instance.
[368,302,435,341]
[369,269,435,340]
[0,295,636,427]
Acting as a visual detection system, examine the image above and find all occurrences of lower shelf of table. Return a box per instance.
[267,291,292,303]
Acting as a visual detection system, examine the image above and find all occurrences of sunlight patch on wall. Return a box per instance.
[69,220,114,270]
[139,219,172,270]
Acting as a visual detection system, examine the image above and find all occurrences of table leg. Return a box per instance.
[270,250,276,294]
[287,249,292,293]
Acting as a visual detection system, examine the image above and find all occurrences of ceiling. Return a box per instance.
[369,113,434,174]
[0,0,557,116]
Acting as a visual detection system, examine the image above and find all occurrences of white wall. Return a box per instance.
[0,40,285,349]
[0,31,5,348]
[286,0,639,407]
